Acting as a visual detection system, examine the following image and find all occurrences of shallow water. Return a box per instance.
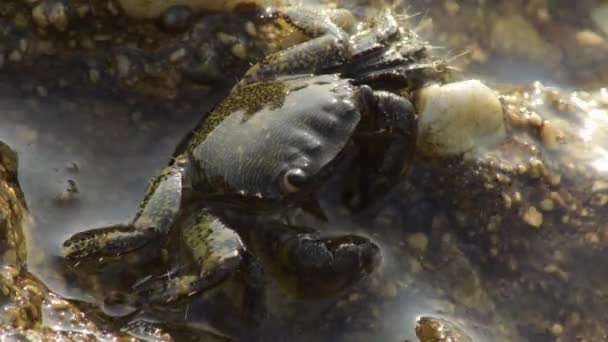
[0,79,221,300]
[1,0,607,341]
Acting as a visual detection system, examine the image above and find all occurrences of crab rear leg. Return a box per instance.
[249,222,381,298]
[241,7,352,84]
[355,86,417,196]
[132,210,246,304]
[62,161,187,259]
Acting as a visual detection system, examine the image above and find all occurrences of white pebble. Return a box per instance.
[416,80,506,156]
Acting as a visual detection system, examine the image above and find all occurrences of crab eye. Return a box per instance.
[281,168,307,194]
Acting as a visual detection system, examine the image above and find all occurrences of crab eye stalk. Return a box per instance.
[281,168,307,194]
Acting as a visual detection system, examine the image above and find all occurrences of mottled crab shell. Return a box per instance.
[189,74,361,199]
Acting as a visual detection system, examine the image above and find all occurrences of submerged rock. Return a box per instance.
[0,141,123,340]
[591,3,608,37]
[117,0,285,19]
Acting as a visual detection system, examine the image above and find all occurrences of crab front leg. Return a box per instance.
[132,209,247,305]
[249,222,381,298]
[62,157,188,259]
[240,6,352,84]
[355,86,418,199]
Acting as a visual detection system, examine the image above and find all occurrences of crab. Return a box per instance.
[61,6,441,304]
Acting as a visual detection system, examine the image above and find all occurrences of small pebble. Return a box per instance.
[501,193,512,209]
[495,173,511,184]
[536,8,550,22]
[115,54,131,78]
[406,233,429,253]
[348,293,361,302]
[549,174,561,186]
[19,39,28,53]
[89,69,100,83]
[584,232,600,245]
[15,125,38,145]
[550,323,563,337]
[527,158,545,178]
[48,298,70,310]
[32,3,49,28]
[380,282,398,298]
[567,312,581,327]
[244,21,257,36]
[159,5,192,33]
[106,1,120,15]
[408,258,422,274]
[67,179,79,194]
[523,206,543,228]
[32,1,69,31]
[527,113,542,127]
[48,1,69,31]
[549,192,566,206]
[131,111,143,123]
[216,32,237,45]
[169,48,186,62]
[55,191,79,206]
[591,180,608,192]
[8,50,23,63]
[539,198,554,211]
[469,43,488,63]
[231,43,247,60]
[75,4,90,17]
[65,162,79,173]
[36,85,48,97]
[444,0,460,15]
[540,120,560,149]
[576,30,605,47]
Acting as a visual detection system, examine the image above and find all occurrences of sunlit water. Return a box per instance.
[1,1,607,341]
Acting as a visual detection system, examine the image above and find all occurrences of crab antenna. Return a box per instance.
[446,49,472,64]
[411,9,431,35]
[445,65,463,73]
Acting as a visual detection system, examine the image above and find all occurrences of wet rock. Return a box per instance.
[415,316,473,342]
[490,15,562,66]
[591,3,608,37]
[407,82,608,341]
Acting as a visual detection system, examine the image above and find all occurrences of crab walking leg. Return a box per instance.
[249,222,381,298]
[133,210,245,304]
[241,7,351,84]
[62,163,186,259]
[357,86,418,191]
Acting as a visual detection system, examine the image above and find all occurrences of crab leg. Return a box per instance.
[132,210,246,304]
[241,7,351,84]
[62,162,186,259]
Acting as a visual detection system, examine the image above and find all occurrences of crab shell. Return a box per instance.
[188,74,363,199]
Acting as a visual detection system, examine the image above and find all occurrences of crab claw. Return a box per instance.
[283,234,381,298]
[251,224,381,298]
